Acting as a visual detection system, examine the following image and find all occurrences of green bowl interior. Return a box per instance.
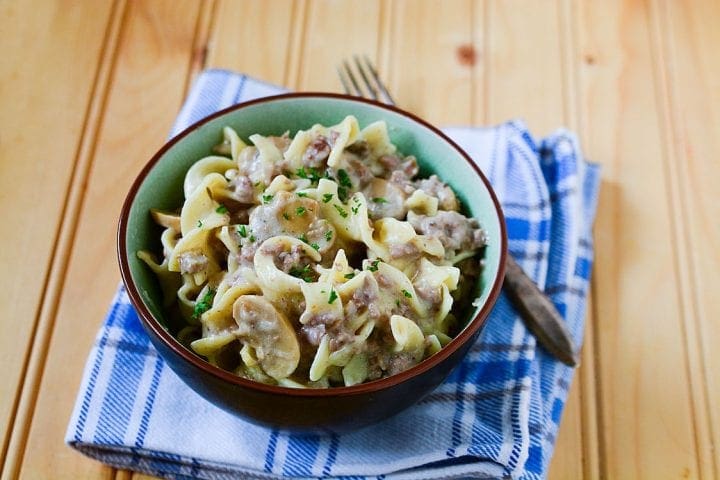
[125,96,503,333]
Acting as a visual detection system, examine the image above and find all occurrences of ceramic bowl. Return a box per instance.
[118,93,507,432]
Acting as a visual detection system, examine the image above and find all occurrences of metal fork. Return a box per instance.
[338,56,578,367]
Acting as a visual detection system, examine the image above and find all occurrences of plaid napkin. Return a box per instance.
[66,70,600,479]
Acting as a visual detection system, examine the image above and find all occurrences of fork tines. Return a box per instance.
[338,55,395,106]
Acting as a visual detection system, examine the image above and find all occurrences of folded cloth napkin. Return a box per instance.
[66,70,600,480]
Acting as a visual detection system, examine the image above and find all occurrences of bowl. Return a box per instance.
[118,93,507,432]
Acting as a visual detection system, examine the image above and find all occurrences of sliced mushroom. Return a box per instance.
[150,208,181,231]
[233,295,300,380]
[247,191,320,245]
[363,177,407,220]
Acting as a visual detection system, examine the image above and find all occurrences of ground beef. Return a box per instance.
[413,278,442,305]
[274,244,314,273]
[340,155,375,190]
[344,276,379,318]
[345,140,370,157]
[414,175,459,211]
[408,210,487,253]
[178,251,208,274]
[229,174,255,203]
[237,242,258,267]
[388,170,416,195]
[376,154,419,180]
[389,243,420,260]
[386,351,421,377]
[302,136,331,169]
[364,333,422,380]
[300,312,354,350]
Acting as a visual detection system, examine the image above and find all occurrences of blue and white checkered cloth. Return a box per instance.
[66,70,600,480]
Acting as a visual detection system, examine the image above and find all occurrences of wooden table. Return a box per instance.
[1,1,717,478]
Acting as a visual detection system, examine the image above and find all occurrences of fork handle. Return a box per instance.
[502,255,578,367]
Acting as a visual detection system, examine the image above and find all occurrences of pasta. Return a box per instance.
[139,116,488,387]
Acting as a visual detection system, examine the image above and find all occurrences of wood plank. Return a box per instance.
[12,1,203,478]
[185,0,218,90]
[549,377,585,479]
[575,0,700,477]
[578,294,602,480]
[653,0,720,476]
[296,0,382,92]
[482,2,590,477]
[388,0,474,125]
[205,0,294,86]
[120,2,303,479]
[206,0,299,87]
[0,0,116,469]
[484,0,565,134]
[553,0,601,477]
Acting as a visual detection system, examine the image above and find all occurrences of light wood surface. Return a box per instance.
[1,1,717,479]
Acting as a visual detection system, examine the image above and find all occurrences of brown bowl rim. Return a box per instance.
[117,92,507,398]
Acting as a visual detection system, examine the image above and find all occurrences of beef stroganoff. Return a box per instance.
[138,116,487,387]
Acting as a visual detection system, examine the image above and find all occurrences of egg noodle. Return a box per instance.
[139,116,487,387]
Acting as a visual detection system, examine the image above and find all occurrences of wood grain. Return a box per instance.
[2,1,719,479]
[576,0,700,477]
[654,0,720,476]
[388,0,474,125]
[554,0,601,477]
[206,0,294,86]
[478,2,593,477]
[121,2,301,479]
[11,1,202,478]
[297,0,382,92]
[484,0,565,133]
[0,1,116,470]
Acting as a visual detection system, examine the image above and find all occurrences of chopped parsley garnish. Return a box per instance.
[328,289,338,304]
[249,234,256,242]
[216,204,229,214]
[337,169,352,188]
[367,259,381,272]
[337,186,349,202]
[296,206,307,216]
[282,212,291,220]
[310,242,320,251]
[344,272,355,280]
[296,166,322,183]
[197,220,203,228]
[322,193,334,203]
[351,204,360,215]
[333,204,348,218]
[262,194,274,204]
[395,299,401,308]
[372,197,388,204]
[402,289,413,298]
[324,230,333,241]
[237,225,247,237]
[289,264,313,283]
[296,191,308,197]
[192,289,216,320]
[298,233,309,244]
